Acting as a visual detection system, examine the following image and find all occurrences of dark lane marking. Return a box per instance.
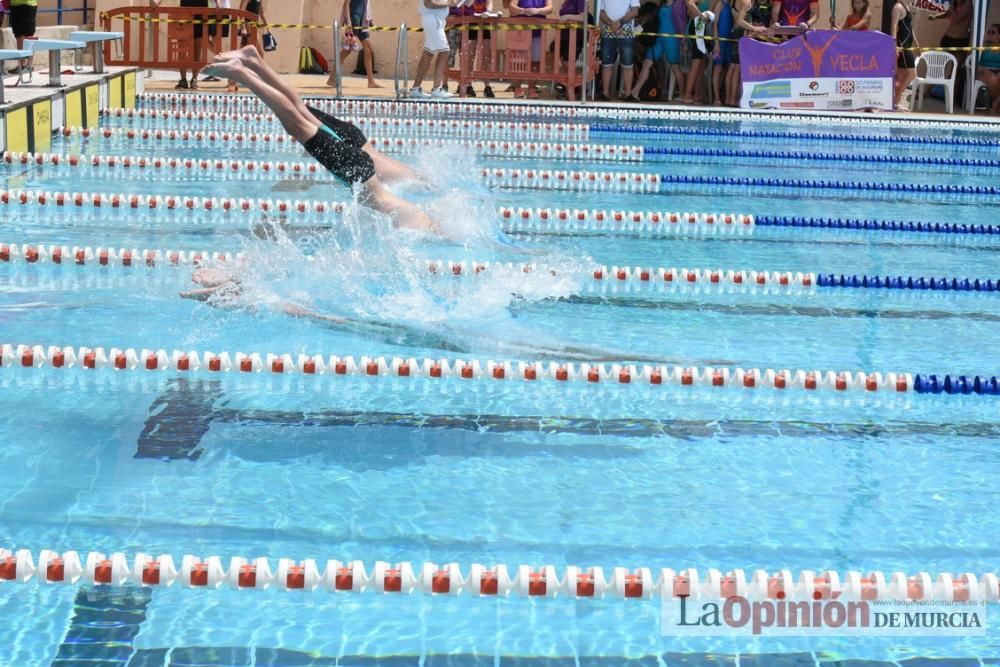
[136,380,1000,463]
[51,586,154,667]
[556,295,1000,323]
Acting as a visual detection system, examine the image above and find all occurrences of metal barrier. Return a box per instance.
[448,16,598,101]
[100,7,258,71]
[395,22,410,101]
[332,20,343,99]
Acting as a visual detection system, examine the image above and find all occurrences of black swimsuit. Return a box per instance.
[302,106,376,186]
[896,5,915,69]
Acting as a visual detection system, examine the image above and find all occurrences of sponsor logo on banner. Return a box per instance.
[739,30,895,110]
[750,80,792,99]
[828,98,855,108]
[663,597,987,637]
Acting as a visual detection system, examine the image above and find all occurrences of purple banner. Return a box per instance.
[739,30,896,111]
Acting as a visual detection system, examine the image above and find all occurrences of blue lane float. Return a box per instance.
[658,174,1000,196]
[815,275,997,292]
[914,374,1000,395]
[593,123,1000,148]
[755,216,1000,236]
[643,146,1000,169]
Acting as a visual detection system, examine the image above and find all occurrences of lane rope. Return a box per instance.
[0,344,918,393]
[5,243,997,293]
[591,123,1000,148]
[101,108,590,141]
[136,93,1000,133]
[61,125,1000,170]
[60,126,646,164]
[3,548,998,600]
[4,190,998,239]
[28,150,990,197]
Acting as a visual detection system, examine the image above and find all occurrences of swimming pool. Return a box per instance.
[0,94,998,666]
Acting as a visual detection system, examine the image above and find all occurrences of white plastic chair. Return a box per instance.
[965,55,989,114]
[910,50,958,113]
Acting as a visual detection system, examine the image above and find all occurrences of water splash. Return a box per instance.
[198,146,591,356]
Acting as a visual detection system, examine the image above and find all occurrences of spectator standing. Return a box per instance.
[510,0,553,98]
[410,0,461,99]
[892,0,917,110]
[448,0,496,97]
[239,0,268,56]
[711,0,732,105]
[680,0,712,104]
[9,0,38,52]
[596,0,640,101]
[929,0,971,104]
[770,0,816,30]
[337,0,380,88]
[728,0,767,105]
[153,0,210,89]
[628,1,671,101]
[830,0,869,29]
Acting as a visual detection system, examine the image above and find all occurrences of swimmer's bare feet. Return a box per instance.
[213,44,260,66]
[368,80,383,89]
[200,60,246,81]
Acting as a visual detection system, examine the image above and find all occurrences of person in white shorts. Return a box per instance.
[410,0,464,98]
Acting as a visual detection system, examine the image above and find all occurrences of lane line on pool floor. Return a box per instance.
[4,243,1000,293]
[7,343,1000,396]
[136,92,1000,133]
[9,152,1000,197]
[4,189,998,239]
[60,126,1000,170]
[3,548,999,600]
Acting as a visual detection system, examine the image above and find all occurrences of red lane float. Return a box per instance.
[2,548,996,600]
[0,344,912,394]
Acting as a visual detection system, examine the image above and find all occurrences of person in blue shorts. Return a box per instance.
[628,1,675,101]
[711,0,732,105]
[596,0,640,100]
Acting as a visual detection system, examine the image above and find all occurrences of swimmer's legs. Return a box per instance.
[204,60,320,144]
[215,46,314,122]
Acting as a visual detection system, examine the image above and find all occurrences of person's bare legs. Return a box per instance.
[630,60,654,98]
[203,59,321,143]
[894,68,915,109]
[433,52,449,90]
[216,45,315,120]
[411,50,434,90]
[361,39,381,87]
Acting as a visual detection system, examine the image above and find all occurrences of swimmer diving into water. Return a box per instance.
[199,45,439,233]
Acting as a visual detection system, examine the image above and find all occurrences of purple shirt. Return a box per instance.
[559,0,587,14]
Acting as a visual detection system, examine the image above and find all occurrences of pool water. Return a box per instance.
[0,98,998,666]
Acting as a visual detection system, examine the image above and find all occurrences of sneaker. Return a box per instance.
[484,84,495,98]
[595,91,610,102]
[465,84,476,97]
[409,87,432,99]
[431,86,454,99]
[202,75,221,82]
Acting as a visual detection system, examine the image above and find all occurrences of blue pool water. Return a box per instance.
[1,98,999,666]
